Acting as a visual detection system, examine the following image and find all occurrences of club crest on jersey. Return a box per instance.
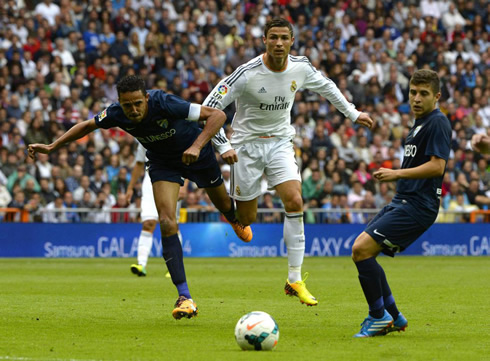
[157,118,168,128]
[413,125,423,137]
[235,185,241,196]
[99,109,107,120]
[217,85,228,95]
[290,80,297,92]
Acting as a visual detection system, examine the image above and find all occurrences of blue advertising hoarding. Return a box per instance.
[0,223,488,258]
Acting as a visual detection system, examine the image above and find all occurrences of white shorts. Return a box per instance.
[230,137,301,201]
[141,172,182,222]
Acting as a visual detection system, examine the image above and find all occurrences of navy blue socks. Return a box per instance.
[162,233,191,299]
[355,257,384,319]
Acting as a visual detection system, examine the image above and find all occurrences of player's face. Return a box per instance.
[263,27,294,60]
[409,83,440,118]
[119,90,149,123]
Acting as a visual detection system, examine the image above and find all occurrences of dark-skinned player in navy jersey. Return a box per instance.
[351,69,451,337]
[28,75,252,320]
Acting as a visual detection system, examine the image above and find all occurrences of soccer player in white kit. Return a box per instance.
[126,142,185,277]
[205,18,373,306]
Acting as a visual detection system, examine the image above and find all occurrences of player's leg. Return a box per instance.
[131,172,158,277]
[205,183,253,242]
[189,153,253,242]
[131,219,157,277]
[274,180,317,306]
[153,180,197,319]
[264,139,316,305]
[351,231,393,337]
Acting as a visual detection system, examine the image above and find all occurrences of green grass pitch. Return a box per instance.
[1,257,489,361]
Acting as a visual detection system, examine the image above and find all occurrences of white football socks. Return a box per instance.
[137,230,153,267]
[284,212,305,283]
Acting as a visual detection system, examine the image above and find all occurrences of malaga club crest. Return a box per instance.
[290,80,297,92]
[217,85,228,95]
[157,118,168,128]
[413,125,423,137]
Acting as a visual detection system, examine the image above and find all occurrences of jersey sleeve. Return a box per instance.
[301,59,361,121]
[157,92,192,120]
[212,127,233,154]
[203,69,246,110]
[94,104,119,129]
[134,142,146,163]
[425,116,451,161]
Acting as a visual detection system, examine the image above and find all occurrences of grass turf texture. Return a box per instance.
[0,257,489,361]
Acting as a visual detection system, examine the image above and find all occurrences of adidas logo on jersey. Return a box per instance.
[258,87,267,93]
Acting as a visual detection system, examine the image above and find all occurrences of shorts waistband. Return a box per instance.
[258,135,275,138]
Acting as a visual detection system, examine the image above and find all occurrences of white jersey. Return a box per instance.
[204,54,361,146]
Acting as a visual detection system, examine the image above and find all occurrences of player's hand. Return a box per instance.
[471,134,490,154]
[356,112,374,129]
[27,143,52,159]
[373,167,398,182]
[182,145,201,165]
[125,189,134,204]
[221,149,238,165]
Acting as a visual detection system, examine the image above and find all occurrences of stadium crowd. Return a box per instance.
[0,0,489,224]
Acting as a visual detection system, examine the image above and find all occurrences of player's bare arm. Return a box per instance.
[125,161,145,204]
[28,118,98,159]
[374,156,446,182]
[182,106,227,165]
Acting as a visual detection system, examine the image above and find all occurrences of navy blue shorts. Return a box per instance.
[147,152,223,188]
[364,202,429,257]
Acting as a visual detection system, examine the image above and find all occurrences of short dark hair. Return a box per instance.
[409,69,440,95]
[116,75,147,97]
[264,18,293,38]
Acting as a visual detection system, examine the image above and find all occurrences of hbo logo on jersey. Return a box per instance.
[404,144,417,157]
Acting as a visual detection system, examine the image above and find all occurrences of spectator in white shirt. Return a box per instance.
[442,3,466,33]
[52,38,76,68]
[34,0,60,27]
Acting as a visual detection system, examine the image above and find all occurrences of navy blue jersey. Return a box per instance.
[394,108,451,226]
[94,90,213,166]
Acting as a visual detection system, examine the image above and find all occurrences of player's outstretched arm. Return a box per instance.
[28,118,98,159]
[374,156,446,182]
[182,106,227,165]
[471,134,490,154]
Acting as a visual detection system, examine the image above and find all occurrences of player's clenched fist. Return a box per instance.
[27,143,52,159]
[356,112,374,129]
[182,145,201,165]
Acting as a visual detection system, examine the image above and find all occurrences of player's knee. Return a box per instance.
[351,237,368,262]
[283,194,303,212]
[142,219,157,232]
[159,215,177,236]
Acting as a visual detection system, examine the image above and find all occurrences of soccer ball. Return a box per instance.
[234,311,279,351]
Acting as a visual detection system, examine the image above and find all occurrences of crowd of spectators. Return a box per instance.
[0,0,489,224]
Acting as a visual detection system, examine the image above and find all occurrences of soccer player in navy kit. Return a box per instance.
[28,75,252,320]
[351,69,452,337]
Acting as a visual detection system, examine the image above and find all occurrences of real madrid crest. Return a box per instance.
[235,186,241,196]
[290,80,297,92]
